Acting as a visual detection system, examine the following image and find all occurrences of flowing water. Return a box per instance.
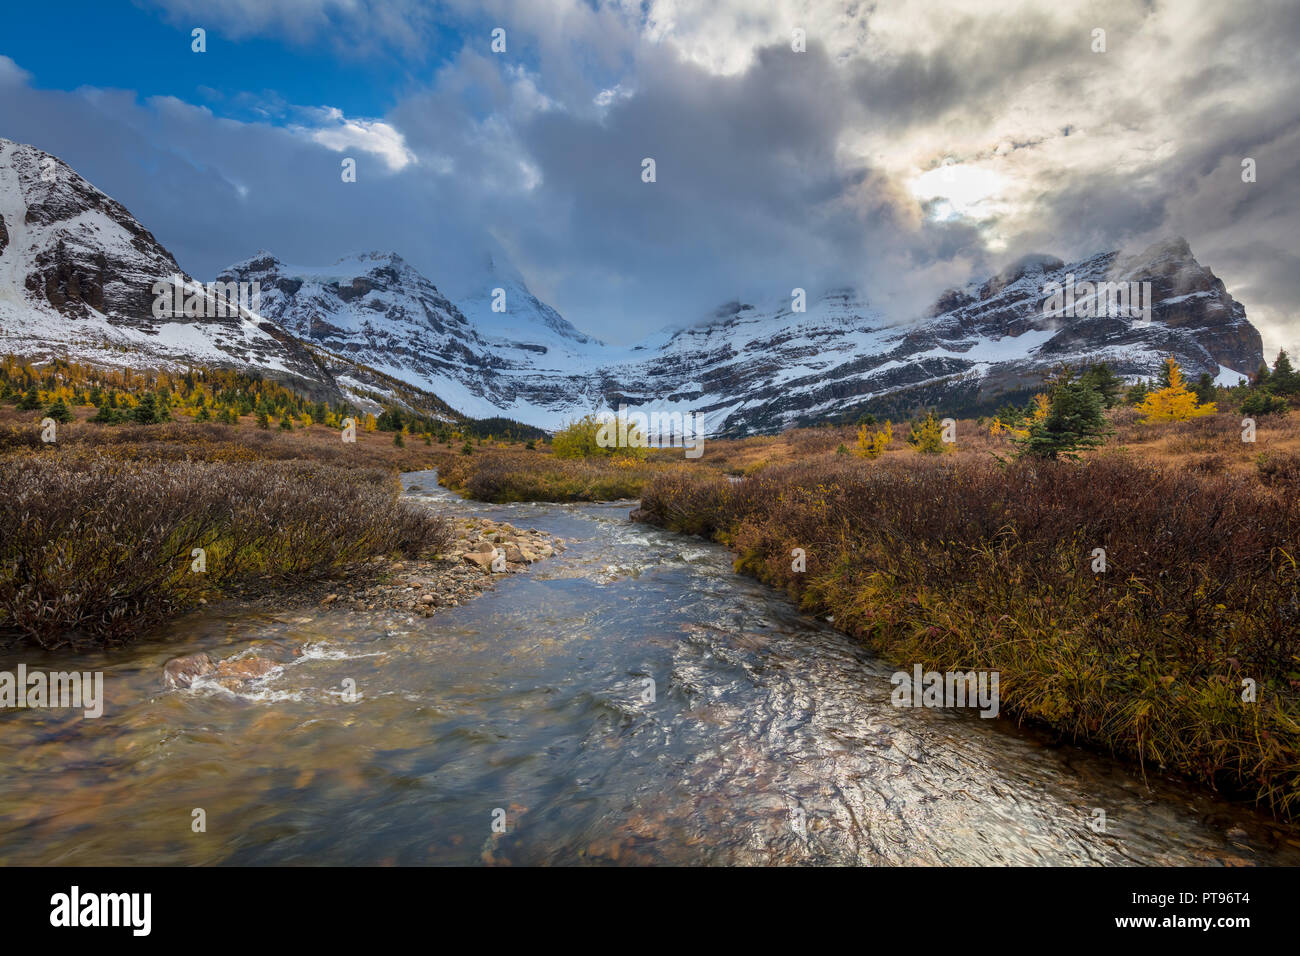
[1,469,1296,865]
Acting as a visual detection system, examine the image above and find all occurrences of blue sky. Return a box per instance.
[6,0,454,118]
[1,0,1297,351]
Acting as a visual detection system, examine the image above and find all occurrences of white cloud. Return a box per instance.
[0,55,32,86]
[295,108,416,171]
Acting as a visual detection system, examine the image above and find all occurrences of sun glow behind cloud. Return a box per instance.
[908,164,1008,223]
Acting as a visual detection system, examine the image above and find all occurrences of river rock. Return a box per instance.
[163,652,216,689]
[463,549,497,571]
[215,656,280,682]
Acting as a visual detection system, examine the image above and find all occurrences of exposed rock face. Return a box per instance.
[0,138,348,403]
[215,250,605,424]
[216,250,493,402]
[922,237,1262,403]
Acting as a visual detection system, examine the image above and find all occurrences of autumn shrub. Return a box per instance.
[1185,453,1226,475]
[552,413,647,460]
[435,447,653,502]
[0,455,452,646]
[637,455,1300,817]
[1256,452,1300,494]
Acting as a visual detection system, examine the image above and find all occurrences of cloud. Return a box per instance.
[3,0,1299,353]
[294,108,417,171]
[0,54,31,86]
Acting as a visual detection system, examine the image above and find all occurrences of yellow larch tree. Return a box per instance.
[1136,356,1216,422]
[990,392,1050,439]
[856,420,893,458]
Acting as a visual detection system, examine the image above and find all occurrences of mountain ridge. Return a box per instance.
[0,138,1265,435]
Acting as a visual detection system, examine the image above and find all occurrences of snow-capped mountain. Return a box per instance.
[549,239,1261,434]
[0,138,1265,435]
[0,138,355,399]
[214,249,610,422]
[230,235,1261,435]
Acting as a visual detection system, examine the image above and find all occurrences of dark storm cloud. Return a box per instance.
[479,41,982,331]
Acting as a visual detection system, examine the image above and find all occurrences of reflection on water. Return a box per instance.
[1,469,1296,865]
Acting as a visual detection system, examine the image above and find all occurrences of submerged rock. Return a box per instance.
[162,653,216,689]
[215,656,280,682]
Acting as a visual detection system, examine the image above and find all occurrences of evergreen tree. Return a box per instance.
[1271,349,1299,396]
[256,409,270,429]
[376,407,405,431]
[1014,372,1111,460]
[1193,372,1217,406]
[17,387,40,411]
[1125,380,1149,407]
[279,415,292,431]
[131,391,168,424]
[1241,388,1289,416]
[994,401,1027,428]
[1080,362,1124,408]
[43,397,73,423]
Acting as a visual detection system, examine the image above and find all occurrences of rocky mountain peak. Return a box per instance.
[0,140,1272,436]
[0,138,344,400]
